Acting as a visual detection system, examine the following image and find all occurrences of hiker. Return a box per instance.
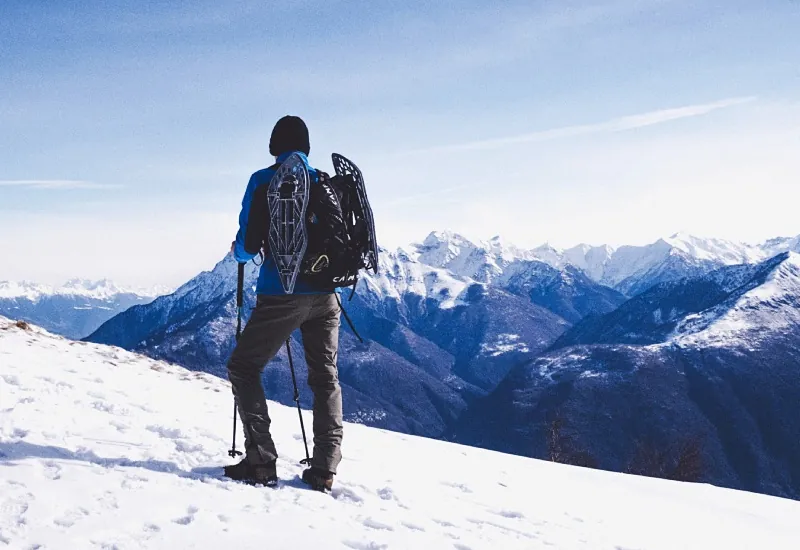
[224,115,343,492]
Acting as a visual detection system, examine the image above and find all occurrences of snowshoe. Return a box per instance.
[267,152,311,294]
[331,153,379,275]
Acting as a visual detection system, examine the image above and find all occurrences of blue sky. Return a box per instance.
[1,0,799,287]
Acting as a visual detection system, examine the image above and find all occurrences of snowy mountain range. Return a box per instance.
[84,230,800,418]
[455,252,800,499]
[4,317,798,549]
[412,230,800,296]
[0,279,167,339]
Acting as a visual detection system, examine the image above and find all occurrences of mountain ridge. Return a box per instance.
[453,252,800,500]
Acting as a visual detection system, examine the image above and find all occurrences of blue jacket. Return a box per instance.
[233,151,327,295]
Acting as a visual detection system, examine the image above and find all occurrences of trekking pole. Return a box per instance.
[228,262,246,458]
[286,339,312,465]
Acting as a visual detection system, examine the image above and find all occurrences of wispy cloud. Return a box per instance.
[405,97,756,155]
[0,180,122,190]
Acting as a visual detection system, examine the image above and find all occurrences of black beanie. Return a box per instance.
[269,115,310,157]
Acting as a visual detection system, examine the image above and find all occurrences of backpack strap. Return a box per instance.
[315,170,331,184]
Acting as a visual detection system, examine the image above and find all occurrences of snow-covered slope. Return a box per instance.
[673,252,800,348]
[0,279,165,339]
[362,247,475,310]
[2,318,798,549]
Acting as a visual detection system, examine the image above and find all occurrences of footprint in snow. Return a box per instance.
[493,509,525,519]
[441,481,473,493]
[1,374,21,386]
[53,507,89,528]
[376,486,409,509]
[146,425,184,439]
[121,475,147,490]
[98,491,119,510]
[12,428,29,439]
[175,440,204,453]
[173,506,199,525]
[331,486,365,504]
[433,519,457,528]
[109,420,129,433]
[401,521,425,532]
[362,517,394,531]
[43,461,62,480]
[91,401,127,416]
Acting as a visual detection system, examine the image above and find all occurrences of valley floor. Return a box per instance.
[1,318,798,549]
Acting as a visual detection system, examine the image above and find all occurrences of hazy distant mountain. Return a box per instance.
[0,279,165,339]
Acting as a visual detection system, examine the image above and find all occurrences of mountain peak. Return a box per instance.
[421,230,474,248]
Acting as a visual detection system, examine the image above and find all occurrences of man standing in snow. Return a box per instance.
[224,115,342,492]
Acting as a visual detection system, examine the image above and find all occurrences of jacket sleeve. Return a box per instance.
[233,173,258,264]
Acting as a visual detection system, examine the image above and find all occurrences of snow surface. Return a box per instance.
[2,318,799,549]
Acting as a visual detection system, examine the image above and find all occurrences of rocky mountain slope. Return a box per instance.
[453,253,800,499]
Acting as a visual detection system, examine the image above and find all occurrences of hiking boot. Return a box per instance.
[301,467,334,492]
[223,458,278,487]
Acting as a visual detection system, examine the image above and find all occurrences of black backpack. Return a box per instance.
[244,165,377,293]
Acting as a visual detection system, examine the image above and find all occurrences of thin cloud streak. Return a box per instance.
[0,180,122,190]
[405,97,757,155]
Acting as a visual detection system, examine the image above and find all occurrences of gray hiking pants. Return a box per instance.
[227,294,343,474]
